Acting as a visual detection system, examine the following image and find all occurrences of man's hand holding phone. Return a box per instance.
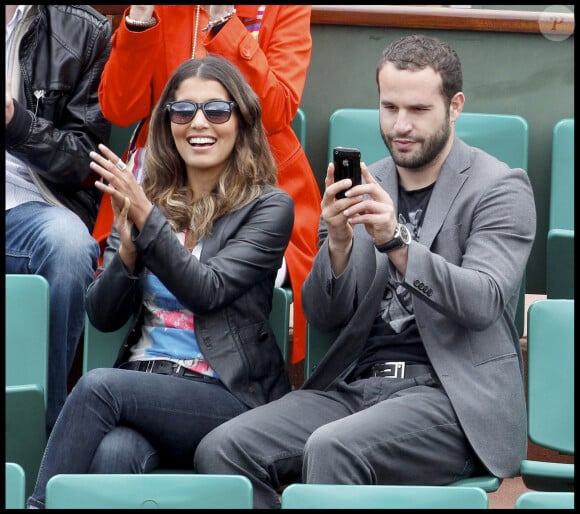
[323,150,401,273]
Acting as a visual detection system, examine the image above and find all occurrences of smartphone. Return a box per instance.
[333,147,361,199]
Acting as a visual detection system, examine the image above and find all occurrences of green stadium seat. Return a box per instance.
[281,483,488,509]
[515,490,574,509]
[292,107,306,147]
[82,314,134,373]
[45,473,253,509]
[520,299,574,491]
[5,274,50,500]
[5,462,26,509]
[546,118,574,299]
[5,274,50,392]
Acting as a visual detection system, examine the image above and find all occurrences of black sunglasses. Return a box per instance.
[166,100,237,125]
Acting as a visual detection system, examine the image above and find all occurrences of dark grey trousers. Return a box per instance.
[195,372,482,509]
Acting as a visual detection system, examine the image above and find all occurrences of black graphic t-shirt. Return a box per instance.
[352,181,435,377]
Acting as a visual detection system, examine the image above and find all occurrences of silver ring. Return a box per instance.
[116,159,127,171]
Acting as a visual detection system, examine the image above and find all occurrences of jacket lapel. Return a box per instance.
[412,138,471,249]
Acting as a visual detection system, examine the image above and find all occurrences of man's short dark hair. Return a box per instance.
[376,34,463,106]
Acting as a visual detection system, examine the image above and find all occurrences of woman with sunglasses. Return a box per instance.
[26,55,293,509]
[98,5,322,367]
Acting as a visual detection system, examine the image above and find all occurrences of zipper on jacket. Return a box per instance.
[33,89,45,117]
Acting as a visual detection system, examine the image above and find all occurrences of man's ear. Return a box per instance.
[449,91,465,123]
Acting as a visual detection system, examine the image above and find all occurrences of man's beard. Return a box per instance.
[381,118,451,170]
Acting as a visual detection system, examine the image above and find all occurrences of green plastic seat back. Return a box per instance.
[328,108,382,164]
[455,112,528,171]
[328,108,528,169]
[549,119,574,231]
[108,122,139,157]
[515,491,575,509]
[526,299,574,453]
[304,322,336,381]
[6,386,48,501]
[281,483,488,509]
[5,274,50,393]
[83,287,293,372]
[520,299,574,489]
[45,473,253,509]
[5,274,50,499]
[292,107,306,147]
[5,462,26,509]
[546,118,574,299]
[82,313,133,373]
[327,109,528,335]
[448,475,501,493]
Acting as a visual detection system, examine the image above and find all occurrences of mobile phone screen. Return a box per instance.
[333,147,361,199]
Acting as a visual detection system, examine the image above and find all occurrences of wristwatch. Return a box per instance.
[375,223,412,253]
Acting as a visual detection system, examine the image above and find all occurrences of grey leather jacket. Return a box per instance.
[6,5,112,231]
[86,185,294,408]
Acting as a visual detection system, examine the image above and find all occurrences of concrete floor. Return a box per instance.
[488,477,531,509]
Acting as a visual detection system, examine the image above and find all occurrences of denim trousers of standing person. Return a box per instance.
[195,373,484,509]
[26,367,249,509]
[5,202,100,435]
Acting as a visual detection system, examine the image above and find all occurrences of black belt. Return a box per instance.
[120,360,221,384]
[357,362,434,380]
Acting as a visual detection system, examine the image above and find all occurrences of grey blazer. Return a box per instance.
[86,185,294,409]
[302,138,536,478]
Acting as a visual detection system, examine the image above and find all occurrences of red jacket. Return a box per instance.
[99,5,321,363]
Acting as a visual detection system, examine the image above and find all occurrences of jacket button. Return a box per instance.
[414,279,421,288]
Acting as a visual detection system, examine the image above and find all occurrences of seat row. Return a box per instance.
[6,462,574,509]
[5,272,573,506]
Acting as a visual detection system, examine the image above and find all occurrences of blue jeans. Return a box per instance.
[27,367,248,509]
[5,202,99,434]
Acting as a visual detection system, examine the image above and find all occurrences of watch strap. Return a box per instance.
[375,239,405,253]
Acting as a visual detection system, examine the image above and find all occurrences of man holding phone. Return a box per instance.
[195,35,536,509]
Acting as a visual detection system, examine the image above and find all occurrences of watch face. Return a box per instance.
[399,223,412,245]
[375,222,411,253]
